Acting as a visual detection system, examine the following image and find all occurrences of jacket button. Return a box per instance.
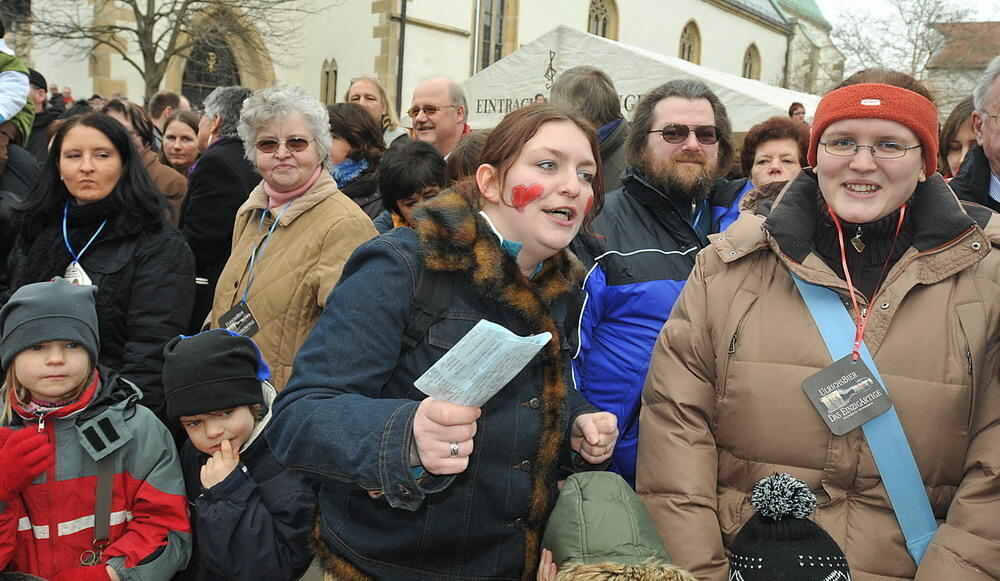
[518,460,532,471]
[880,302,890,309]
[513,517,528,528]
[971,242,982,251]
[398,485,413,500]
[528,398,541,409]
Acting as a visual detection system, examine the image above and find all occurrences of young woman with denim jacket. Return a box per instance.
[267,104,619,581]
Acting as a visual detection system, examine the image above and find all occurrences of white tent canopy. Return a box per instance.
[462,26,821,133]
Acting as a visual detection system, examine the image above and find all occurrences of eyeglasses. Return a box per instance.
[648,124,719,145]
[983,111,1000,128]
[406,104,457,118]
[254,137,313,153]
[819,139,921,159]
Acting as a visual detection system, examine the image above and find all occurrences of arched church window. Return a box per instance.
[679,20,701,64]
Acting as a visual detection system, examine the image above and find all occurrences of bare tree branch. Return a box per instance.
[27,0,332,100]
[830,0,972,79]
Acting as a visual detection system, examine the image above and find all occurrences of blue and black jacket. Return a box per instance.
[570,167,748,486]
[176,386,316,581]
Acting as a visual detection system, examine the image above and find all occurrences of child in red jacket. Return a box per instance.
[0,278,191,580]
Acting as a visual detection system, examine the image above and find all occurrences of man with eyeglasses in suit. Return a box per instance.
[569,79,745,488]
[951,55,1000,212]
[409,77,469,157]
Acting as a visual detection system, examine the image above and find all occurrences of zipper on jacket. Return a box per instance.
[728,332,738,354]
[967,349,973,375]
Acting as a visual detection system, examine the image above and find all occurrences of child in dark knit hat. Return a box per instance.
[0,278,190,581]
[162,329,316,581]
[729,474,851,580]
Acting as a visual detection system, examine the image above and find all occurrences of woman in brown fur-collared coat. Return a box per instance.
[266,104,619,581]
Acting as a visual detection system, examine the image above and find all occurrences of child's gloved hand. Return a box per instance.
[0,428,54,502]
[50,565,115,581]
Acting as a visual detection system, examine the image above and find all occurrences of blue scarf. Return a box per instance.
[332,158,369,187]
[478,211,544,278]
[597,118,623,144]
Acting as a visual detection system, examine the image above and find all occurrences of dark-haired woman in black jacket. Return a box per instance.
[328,102,386,219]
[3,112,195,421]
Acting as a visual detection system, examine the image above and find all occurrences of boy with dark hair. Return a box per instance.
[0,19,34,176]
[374,138,447,232]
[162,330,315,581]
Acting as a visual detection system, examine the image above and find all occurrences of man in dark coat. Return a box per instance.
[25,68,63,165]
[550,65,629,195]
[179,86,260,332]
[951,56,1000,211]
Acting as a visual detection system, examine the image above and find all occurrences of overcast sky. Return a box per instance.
[815,0,1000,25]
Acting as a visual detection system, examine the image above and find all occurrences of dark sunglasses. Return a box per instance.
[406,104,457,118]
[648,124,719,145]
[254,137,313,153]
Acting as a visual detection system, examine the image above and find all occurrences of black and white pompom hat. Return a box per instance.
[728,473,851,581]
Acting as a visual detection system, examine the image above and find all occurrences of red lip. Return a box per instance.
[42,375,67,380]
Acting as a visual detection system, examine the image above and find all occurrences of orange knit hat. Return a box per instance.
[808,83,938,177]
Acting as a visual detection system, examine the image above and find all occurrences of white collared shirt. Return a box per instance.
[989,172,1000,206]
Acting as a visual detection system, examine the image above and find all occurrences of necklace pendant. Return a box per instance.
[850,235,866,253]
[64,261,93,286]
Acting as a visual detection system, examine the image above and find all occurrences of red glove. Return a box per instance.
[50,565,114,581]
[0,428,54,502]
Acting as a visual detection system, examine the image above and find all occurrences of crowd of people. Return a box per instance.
[0,12,999,579]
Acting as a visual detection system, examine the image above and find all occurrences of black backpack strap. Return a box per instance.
[401,262,454,352]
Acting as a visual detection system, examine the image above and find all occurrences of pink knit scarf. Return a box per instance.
[263,165,323,209]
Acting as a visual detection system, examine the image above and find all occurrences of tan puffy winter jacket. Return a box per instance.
[212,172,377,389]
[638,172,1000,581]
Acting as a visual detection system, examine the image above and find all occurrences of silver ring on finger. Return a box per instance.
[449,442,460,457]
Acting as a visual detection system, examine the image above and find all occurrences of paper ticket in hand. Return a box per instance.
[414,319,551,407]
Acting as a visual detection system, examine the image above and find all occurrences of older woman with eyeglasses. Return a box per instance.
[211,85,377,389]
[639,69,1000,580]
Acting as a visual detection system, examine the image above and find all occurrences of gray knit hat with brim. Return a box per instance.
[0,278,100,369]
[543,471,672,566]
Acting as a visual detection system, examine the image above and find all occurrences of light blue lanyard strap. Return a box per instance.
[242,202,293,304]
[62,202,107,263]
[792,273,937,565]
[692,199,705,230]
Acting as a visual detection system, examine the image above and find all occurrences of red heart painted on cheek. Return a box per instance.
[585,197,594,215]
[512,183,545,209]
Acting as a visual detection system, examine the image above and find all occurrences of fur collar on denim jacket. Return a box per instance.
[315,187,587,581]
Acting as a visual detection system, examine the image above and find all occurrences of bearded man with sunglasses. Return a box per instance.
[570,80,744,487]
[180,86,261,332]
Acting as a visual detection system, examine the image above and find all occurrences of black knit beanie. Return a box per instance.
[0,278,100,369]
[162,329,269,419]
[729,474,851,581]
